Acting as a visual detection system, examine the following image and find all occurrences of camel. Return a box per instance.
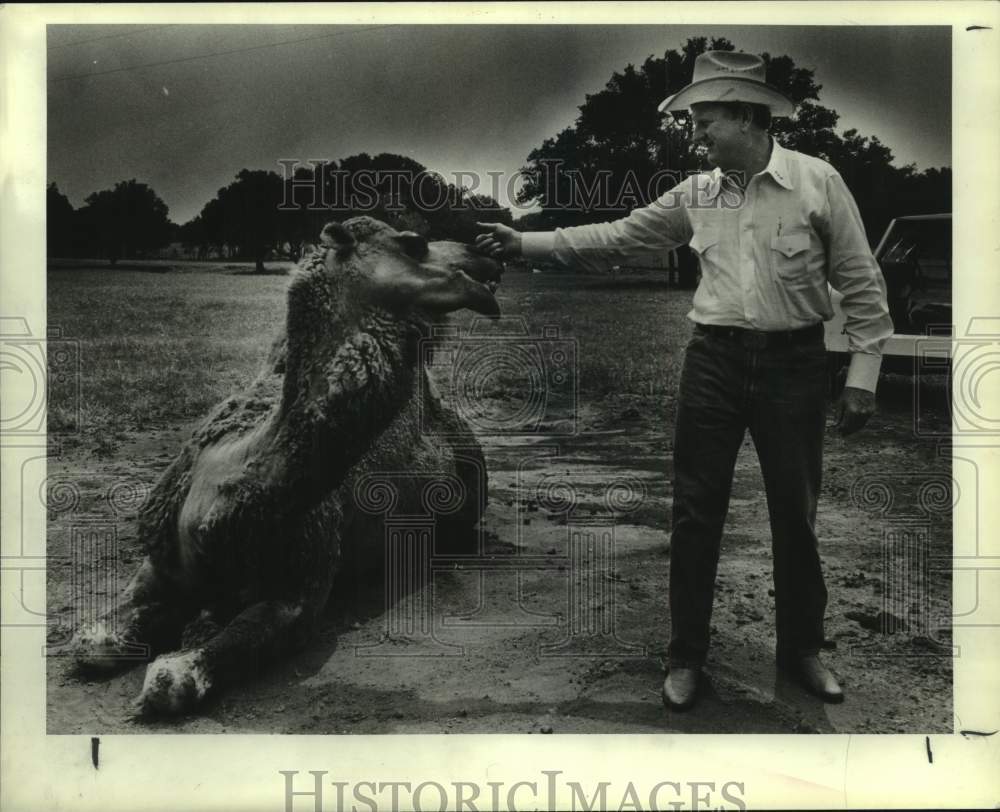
[71,217,503,715]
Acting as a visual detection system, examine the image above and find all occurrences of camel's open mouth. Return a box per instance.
[458,254,503,302]
[466,271,501,317]
[456,262,502,317]
[416,241,503,316]
[477,264,503,307]
[465,256,505,288]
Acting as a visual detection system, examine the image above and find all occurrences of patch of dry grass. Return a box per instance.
[47,264,695,444]
[48,268,289,441]
[452,269,693,399]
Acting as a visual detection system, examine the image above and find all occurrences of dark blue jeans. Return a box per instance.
[668,324,829,667]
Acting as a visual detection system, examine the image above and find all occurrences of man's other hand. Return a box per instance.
[475,222,523,259]
[834,386,875,435]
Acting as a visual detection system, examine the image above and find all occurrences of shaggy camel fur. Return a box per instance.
[71,217,503,715]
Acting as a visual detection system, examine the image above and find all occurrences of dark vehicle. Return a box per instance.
[877,213,952,334]
[825,214,952,373]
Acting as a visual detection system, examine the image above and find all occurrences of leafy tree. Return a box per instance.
[518,36,950,243]
[518,38,771,225]
[46,183,76,258]
[196,169,289,272]
[278,152,512,246]
[76,179,172,265]
[177,214,211,260]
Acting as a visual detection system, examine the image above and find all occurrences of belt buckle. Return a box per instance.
[743,331,768,350]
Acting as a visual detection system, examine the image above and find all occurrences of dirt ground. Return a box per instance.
[46,377,952,735]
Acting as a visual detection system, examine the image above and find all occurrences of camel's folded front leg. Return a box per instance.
[72,558,192,674]
[136,599,309,716]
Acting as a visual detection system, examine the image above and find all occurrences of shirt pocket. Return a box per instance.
[769,230,812,287]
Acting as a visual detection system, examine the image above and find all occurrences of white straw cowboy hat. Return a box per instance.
[658,51,795,117]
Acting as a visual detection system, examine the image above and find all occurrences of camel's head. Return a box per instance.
[279,216,504,456]
[317,217,502,323]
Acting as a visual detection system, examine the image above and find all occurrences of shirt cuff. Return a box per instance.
[521,231,555,263]
[845,352,882,393]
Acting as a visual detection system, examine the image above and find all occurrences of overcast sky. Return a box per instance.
[47,24,951,225]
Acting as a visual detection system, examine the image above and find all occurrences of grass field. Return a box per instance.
[47,262,694,445]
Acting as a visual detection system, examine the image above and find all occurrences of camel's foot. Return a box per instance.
[71,622,146,674]
[137,649,211,716]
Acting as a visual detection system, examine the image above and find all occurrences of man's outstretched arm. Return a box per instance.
[475,181,694,272]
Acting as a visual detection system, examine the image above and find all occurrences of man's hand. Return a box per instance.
[834,386,875,435]
[475,222,523,259]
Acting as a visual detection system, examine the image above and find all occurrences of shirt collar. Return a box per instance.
[702,138,794,197]
[762,138,794,190]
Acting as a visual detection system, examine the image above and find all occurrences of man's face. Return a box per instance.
[690,104,747,171]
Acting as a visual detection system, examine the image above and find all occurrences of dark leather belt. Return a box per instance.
[694,322,824,349]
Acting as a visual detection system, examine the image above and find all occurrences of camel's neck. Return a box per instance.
[273,302,421,496]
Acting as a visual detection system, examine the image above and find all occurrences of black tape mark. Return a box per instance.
[91,736,100,769]
[959,729,998,737]
[925,736,933,764]
[966,25,992,31]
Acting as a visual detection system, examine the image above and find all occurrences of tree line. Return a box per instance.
[47,153,512,271]
[516,37,951,241]
[48,37,949,269]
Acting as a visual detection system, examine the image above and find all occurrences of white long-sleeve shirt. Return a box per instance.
[522,139,893,392]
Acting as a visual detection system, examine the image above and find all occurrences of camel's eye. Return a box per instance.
[395,232,428,261]
[320,221,357,259]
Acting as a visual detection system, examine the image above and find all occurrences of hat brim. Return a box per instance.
[658,76,795,118]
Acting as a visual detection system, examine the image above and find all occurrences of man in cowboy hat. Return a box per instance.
[476,50,892,712]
